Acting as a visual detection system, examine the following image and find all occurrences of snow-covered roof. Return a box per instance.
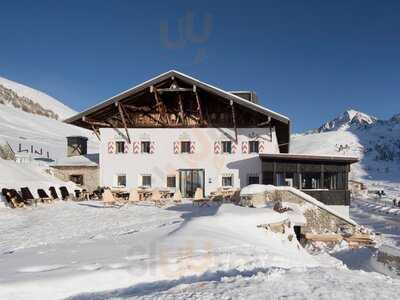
[51,154,99,167]
[64,70,290,125]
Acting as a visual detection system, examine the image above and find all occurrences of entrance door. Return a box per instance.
[179,169,205,198]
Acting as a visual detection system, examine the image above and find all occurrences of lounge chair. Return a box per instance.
[20,187,39,205]
[37,189,53,202]
[193,188,209,207]
[59,186,70,200]
[173,190,182,203]
[128,188,140,203]
[151,189,163,207]
[102,189,121,207]
[2,188,17,208]
[49,186,59,200]
[9,189,30,207]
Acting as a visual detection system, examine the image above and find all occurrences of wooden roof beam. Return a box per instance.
[116,102,131,144]
[82,116,111,127]
[230,100,238,143]
[193,85,204,125]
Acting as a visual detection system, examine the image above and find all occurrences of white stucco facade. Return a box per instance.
[100,127,280,196]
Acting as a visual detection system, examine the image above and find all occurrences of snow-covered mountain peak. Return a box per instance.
[0,76,76,120]
[314,109,378,133]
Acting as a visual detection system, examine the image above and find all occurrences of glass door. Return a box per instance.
[179,169,205,198]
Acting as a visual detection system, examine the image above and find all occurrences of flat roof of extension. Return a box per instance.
[260,153,359,164]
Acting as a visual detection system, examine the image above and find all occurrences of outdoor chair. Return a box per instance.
[10,189,31,207]
[193,188,209,207]
[20,187,39,205]
[102,189,121,207]
[37,189,53,202]
[172,190,182,203]
[151,189,163,207]
[2,188,18,208]
[59,186,70,200]
[128,188,140,203]
[49,186,60,200]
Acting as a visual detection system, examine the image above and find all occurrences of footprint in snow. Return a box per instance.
[18,264,65,273]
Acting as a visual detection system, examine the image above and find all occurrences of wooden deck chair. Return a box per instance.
[59,186,70,201]
[128,188,140,203]
[37,189,53,203]
[20,187,38,205]
[151,189,163,207]
[193,188,209,207]
[102,189,119,207]
[49,186,59,200]
[172,190,182,203]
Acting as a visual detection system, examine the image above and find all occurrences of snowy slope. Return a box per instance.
[0,77,98,193]
[0,105,98,162]
[0,76,76,120]
[292,109,400,194]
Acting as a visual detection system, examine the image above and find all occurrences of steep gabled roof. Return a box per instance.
[64,70,290,125]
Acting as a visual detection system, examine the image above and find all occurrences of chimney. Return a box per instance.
[67,136,88,157]
[229,91,258,104]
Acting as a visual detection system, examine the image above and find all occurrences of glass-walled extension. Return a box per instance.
[260,154,358,206]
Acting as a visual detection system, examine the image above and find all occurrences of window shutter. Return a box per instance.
[173,141,180,154]
[241,141,248,154]
[150,141,156,154]
[232,142,238,154]
[259,140,265,154]
[124,142,130,154]
[107,141,115,154]
[190,141,196,154]
[133,141,140,154]
[214,141,221,154]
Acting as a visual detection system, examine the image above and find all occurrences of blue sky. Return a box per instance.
[0,0,399,132]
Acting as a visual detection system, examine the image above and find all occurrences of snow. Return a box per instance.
[240,184,357,226]
[0,159,77,199]
[240,184,276,196]
[1,200,400,299]
[0,76,76,120]
[312,109,378,133]
[0,105,98,162]
[51,154,99,167]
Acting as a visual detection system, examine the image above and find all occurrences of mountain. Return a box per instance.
[0,76,98,191]
[311,109,378,133]
[292,109,400,196]
[0,76,76,120]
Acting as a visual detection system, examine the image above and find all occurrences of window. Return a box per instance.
[141,141,151,153]
[248,174,260,185]
[141,175,152,187]
[117,174,126,187]
[249,141,259,153]
[116,141,125,154]
[301,173,321,189]
[221,141,232,153]
[222,174,233,187]
[324,172,345,190]
[70,174,83,185]
[181,141,191,153]
[167,175,176,188]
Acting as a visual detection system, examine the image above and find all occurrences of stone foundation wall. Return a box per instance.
[244,189,355,235]
[51,166,99,192]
